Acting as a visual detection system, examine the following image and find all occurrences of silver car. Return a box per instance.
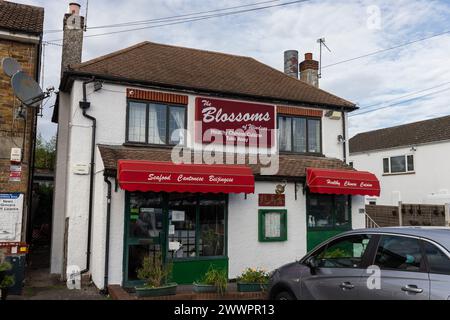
[268,227,450,300]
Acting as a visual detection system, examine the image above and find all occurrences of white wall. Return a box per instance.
[350,141,450,205]
[228,182,306,278]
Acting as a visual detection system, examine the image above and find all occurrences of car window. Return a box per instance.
[374,235,424,272]
[315,235,371,268]
[423,241,450,275]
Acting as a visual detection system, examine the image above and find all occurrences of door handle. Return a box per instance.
[339,282,355,290]
[401,285,423,294]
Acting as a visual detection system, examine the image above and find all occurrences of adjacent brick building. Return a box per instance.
[0,1,44,241]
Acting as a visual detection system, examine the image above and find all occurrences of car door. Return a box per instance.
[359,234,430,300]
[422,240,450,300]
[301,234,373,300]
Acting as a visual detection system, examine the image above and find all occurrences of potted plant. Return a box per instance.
[237,267,269,292]
[193,265,227,295]
[135,253,177,297]
[0,250,15,300]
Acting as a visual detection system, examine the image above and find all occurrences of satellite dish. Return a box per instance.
[11,71,44,107]
[2,57,22,77]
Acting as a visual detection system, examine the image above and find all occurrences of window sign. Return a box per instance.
[169,224,175,235]
[258,209,287,242]
[265,213,281,238]
[171,210,185,222]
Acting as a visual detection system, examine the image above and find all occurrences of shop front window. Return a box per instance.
[168,194,197,258]
[199,195,226,257]
[307,193,351,229]
[128,192,164,238]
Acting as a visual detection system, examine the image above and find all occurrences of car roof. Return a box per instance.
[342,227,450,252]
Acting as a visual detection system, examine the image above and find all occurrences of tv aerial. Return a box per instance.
[317,38,331,79]
[2,57,54,108]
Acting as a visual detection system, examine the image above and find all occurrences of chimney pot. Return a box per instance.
[69,2,81,15]
[284,50,299,79]
[299,52,319,87]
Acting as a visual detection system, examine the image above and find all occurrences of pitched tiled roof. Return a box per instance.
[0,1,44,34]
[67,41,355,109]
[98,144,353,179]
[349,115,450,153]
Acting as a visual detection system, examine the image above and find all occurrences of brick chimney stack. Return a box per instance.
[299,53,319,88]
[60,2,84,77]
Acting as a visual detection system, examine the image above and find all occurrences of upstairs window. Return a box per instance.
[383,155,414,174]
[127,101,186,145]
[278,115,321,153]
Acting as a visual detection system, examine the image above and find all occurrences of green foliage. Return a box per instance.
[0,275,15,288]
[197,265,228,295]
[34,133,56,170]
[0,261,12,272]
[136,253,173,288]
[321,248,348,259]
[237,267,269,284]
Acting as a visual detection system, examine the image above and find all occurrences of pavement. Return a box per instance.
[6,245,107,300]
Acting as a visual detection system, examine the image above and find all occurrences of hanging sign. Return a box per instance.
[195,97,275,147]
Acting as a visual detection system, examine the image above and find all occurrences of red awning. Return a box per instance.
[306,168,380,196]
[117,160,255,194]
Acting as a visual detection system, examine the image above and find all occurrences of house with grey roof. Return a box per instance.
[349,115,450,205]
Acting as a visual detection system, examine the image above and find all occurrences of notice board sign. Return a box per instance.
[0,193,23,241]
[195,97,275,147]
[258,194,285,207]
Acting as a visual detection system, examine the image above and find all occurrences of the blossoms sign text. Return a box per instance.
[195,97,275,147]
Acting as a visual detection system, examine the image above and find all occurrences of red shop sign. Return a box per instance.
[117,160,255,194]
[195,97,275,147]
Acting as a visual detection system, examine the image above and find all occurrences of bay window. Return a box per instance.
[278,115,321,153]
[127,100,186,145]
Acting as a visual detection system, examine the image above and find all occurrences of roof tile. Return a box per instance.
[69,41,355,109]
[0,1,44,34]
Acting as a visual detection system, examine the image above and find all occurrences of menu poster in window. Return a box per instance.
[0,193,23,241]
[171,210,185,222]
[265,212,281,238]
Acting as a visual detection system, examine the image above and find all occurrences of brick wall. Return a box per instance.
[366,203,446,227]
[0,38,39,236]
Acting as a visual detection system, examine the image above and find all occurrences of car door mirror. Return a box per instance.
[305,256,318,274]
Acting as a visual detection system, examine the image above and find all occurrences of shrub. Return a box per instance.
[198,265,228,295]
[237,267,269,284]
[136,253,173,288]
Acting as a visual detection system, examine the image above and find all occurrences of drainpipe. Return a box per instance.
[100,175,112,295]
[79,77,96,275]
[341,108,347,164]
[26,34,43,243]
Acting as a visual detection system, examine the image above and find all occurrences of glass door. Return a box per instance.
[306,193,352,252]
[123,192,166,287]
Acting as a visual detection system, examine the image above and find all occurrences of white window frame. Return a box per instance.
[383,154,415,175]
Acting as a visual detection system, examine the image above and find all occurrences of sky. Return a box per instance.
[13,0,450,141]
